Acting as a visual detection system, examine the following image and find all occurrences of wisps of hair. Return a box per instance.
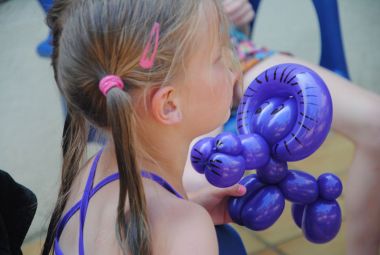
[42,107,87,255]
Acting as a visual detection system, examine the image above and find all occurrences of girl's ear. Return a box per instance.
[150,86,183,125]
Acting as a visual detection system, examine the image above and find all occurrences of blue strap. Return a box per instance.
[54,148,117,255]
[78,149,103,255]
[141,171,184,199]
[54,150,184,255]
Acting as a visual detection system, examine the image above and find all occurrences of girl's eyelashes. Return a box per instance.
[213,47,222,63]
[214,53,222,63]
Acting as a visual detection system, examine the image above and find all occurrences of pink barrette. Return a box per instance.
[139,22,160,69]
[99,75,124,96]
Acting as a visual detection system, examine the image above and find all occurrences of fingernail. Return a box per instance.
[237,185,245,194]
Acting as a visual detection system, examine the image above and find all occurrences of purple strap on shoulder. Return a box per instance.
[54,150,183,255]
[54,173,120,255]
[78,149,104,255]
[141,170,184,199]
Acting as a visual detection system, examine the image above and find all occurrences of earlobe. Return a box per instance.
[150,86,183,125]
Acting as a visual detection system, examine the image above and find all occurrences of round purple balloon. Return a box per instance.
[317,173,343,201]
[214,132,243,156]
[257,157,288,184]
[205,153,245,188]
[190,137,215,174]
[239,133,270,170]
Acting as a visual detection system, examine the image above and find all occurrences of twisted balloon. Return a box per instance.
[190,63,342,244]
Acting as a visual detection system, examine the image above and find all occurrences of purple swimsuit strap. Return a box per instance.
[54,172,119,255]
[54,149,183,255]
[141,170,184,199]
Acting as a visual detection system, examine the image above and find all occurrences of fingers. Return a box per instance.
[222,0,255,27]
[222,183,247,197]
[233,5,255,27]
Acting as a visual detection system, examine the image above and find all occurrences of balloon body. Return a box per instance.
[279,170,319,204]
[257,157,288,184]
[241,186,285,231]
[228,174,266,225]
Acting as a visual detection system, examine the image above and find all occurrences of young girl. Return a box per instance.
[42,0,246,254]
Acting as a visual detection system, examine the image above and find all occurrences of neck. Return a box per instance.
[102,130,191,199]
[139,143,189,199]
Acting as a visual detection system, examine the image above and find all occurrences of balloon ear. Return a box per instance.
[150,86,183,125]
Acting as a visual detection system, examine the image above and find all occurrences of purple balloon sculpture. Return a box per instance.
[190,63,342,244]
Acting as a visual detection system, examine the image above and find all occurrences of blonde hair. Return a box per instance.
[42,0,231,254]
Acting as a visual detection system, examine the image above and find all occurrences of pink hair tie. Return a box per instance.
[139,22,160,69]
[99,75,125,96]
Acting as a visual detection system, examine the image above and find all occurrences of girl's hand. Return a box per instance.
[189,183,247,225]
[222,0,255,27]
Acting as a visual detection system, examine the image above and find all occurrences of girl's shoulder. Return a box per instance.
[145,184,218,255]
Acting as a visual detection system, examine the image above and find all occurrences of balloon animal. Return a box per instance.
[191,63,342,243]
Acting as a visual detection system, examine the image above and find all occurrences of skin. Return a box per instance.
[58,4,245,255]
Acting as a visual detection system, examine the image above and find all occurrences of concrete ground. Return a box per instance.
[0,0,379,249]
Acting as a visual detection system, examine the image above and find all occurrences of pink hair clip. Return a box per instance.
[139,22,160,69]
[99,75,125,96]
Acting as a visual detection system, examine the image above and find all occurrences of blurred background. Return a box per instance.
[0,0,379,254]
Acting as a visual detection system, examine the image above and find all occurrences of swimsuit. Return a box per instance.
[54,149,183,255]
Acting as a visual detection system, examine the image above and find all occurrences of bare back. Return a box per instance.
[57,151,218,255]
